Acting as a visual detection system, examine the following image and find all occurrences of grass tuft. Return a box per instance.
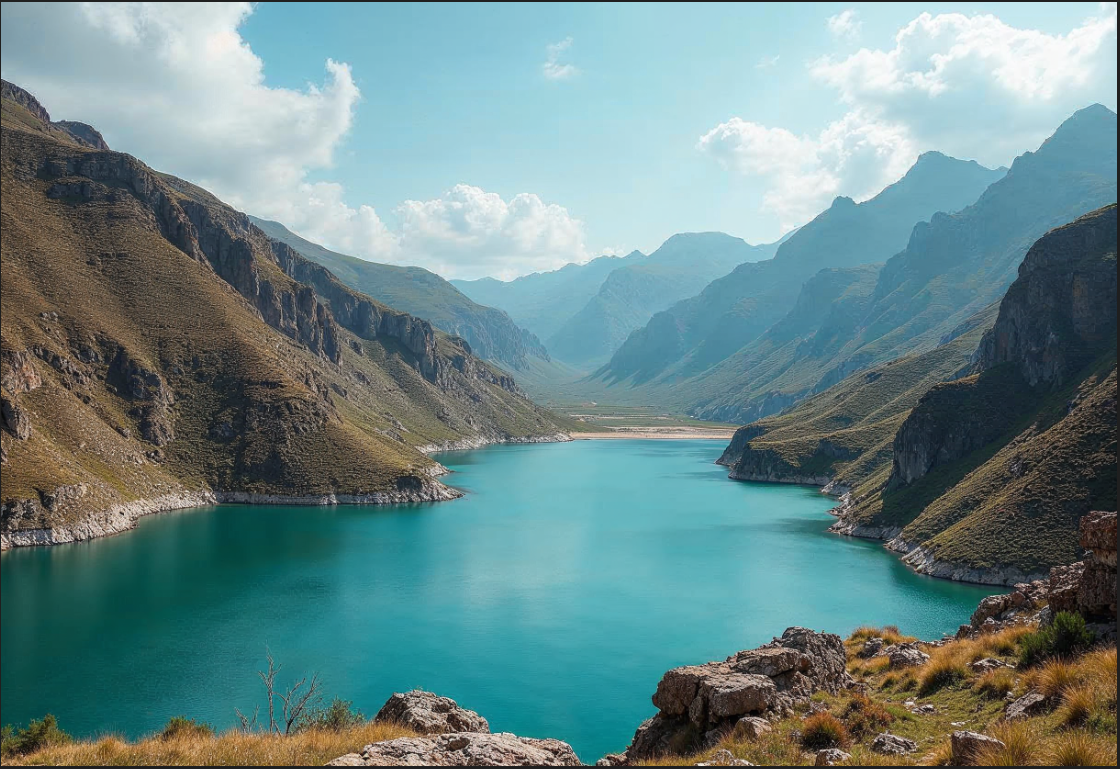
[800,711,850,750]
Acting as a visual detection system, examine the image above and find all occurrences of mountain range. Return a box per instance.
[593,104,1117,424]
[0,80,567,547]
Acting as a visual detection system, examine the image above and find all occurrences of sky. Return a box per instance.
[1,2,1116,280]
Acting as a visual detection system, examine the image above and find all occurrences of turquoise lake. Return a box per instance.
[0,439,997,761]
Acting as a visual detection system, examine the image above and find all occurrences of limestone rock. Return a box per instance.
[373,691,490,735]
[885,643,930,669]
[626,628,850,762]
[1,397,31,440]
[870,732,917,755]
[694,748,755,766]
[859,637,884,659]
[970,658,1013,674]
[328,732,582,766]
[733,716,772,741]
[1004,692,1048,721]
[951,730,1005,766]
[1047,562,1086,616]
[814,748,852,766]
[595,754,627,767]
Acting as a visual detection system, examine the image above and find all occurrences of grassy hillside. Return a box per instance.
[720,315,994,490]
[601,152,1005,388]
[250,217,548,370]
[0,83,567,546]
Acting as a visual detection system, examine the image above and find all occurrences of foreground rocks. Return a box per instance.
[374,691,490,735]
[328,732,582,767]
[624,628,851,762]
[951,730,1005,766]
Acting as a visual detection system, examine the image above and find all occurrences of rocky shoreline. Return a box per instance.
[418,431,572,454]
[2,431,573,551]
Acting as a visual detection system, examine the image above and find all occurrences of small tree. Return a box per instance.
[236,648,324,736]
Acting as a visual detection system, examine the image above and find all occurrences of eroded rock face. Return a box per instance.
[625,628,851,762]
[373,691,490,735]
[1043,511,1117,630]
[328,732,582,767]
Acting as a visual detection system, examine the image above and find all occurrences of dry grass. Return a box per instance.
[848,625,916,647]
[800,712,850,751]
[919,645,972,695]
[2,723,416,766]
[973,668,1018,699]
[1046,730,1118,767]
[979,720,1044,766]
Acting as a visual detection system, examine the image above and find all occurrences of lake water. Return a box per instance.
[0,439,996,761]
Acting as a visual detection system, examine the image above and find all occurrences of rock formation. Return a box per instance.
[1047,511,1117,635]
[329,732,582,767]
[623,628,850,762]
[373,691,490,735]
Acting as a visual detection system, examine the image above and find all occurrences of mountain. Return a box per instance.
[547,232,779,367]
[249,217,548,371]
[726,205,1117,585]
[687,104,1118,423]
[452,250,647,343]
[600,151,1006,389]
[0,82,567,548]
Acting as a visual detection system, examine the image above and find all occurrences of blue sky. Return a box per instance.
[1,2,1117,278]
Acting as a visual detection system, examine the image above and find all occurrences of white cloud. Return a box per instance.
[755,55,780,70]
[703,5,1117,228]
[811,4,1118,165]
[827,10,862,41]
[394,185,589,280]
[699,112,917,231]
[542,37,578,80]
[0,3,591,280]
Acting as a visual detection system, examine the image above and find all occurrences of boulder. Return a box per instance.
[859,637,884,658]
[814,748,852,766]
[885,643,930,669]
[951,730,1005,765]
[1047,562,1086,616]
[625,628,850,762]
[870,732,917,755]
[1078,512,1117,621]
[328,733,582,767]
[970,658,1012,674]
[733,716,772,741]
[594,754,627,767]
[373,691,489,735]
[1005,691,1048,721]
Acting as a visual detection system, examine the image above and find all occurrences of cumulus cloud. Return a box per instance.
[699,112,917,231]
[394,185,588,279]
[543,37,578,80]
[703,5,1117,228]
[0,2,591,280]
[827,10,862,41]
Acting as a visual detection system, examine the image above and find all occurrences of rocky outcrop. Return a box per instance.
[957,579,1049,638]
[624,628,850,762]
[974,205,1117,388]
[374,691,490,735]
[329,732,582,767]
[1046,511,1117,627]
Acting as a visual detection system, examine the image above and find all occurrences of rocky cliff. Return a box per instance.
[831,205,1117,584]
[251,217,549,371]
[0,81,568,549]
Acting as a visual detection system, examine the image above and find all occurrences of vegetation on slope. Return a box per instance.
[636,626,1117,767]
[250,217,548,370]
[720,317,994,490]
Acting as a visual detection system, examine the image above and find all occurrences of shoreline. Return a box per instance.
[570,428,736,440]
[2,432,574,552]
